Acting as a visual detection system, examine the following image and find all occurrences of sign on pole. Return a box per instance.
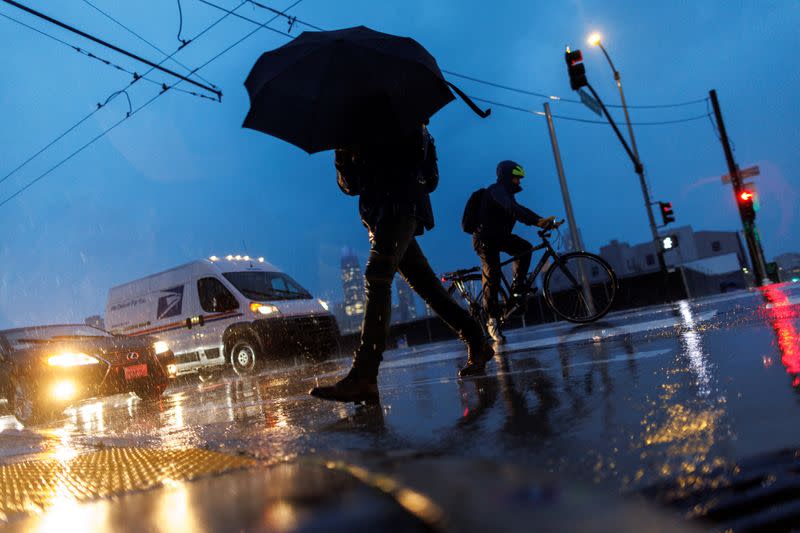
[578,88,602,116]
[721,164,759,184]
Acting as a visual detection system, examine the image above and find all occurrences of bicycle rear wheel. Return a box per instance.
[446,275,508,334]
[543,252,617,323]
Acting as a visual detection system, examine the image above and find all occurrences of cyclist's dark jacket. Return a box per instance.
[475,160,541,240]
[334,126,437,236]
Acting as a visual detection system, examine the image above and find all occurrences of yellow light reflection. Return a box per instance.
[156,480,204,533]
[263,500,298,531]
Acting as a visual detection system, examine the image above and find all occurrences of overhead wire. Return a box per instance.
[195,0,293,38]
[79,0,215,87]
[231,1,710,111]
[0,0,301,208]
[468,95,712,126]
[0,10,217,102]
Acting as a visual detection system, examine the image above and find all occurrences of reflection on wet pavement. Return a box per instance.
[1,284,800,527]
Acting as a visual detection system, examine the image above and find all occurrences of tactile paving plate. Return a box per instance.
[0,447,256,517]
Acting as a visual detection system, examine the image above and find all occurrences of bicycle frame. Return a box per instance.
[449,230,580,322]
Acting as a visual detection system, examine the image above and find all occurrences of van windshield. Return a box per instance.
[223,271,312,301]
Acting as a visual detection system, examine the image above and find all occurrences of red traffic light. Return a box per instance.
[739,190,754,202]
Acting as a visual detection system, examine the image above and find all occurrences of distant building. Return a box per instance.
[84,315,105,330]
[393,278,417,324]
[340,247,366,333]
[774,253,800,281]
[599,226,747,277]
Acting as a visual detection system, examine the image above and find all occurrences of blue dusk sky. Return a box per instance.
[0,0,798,327]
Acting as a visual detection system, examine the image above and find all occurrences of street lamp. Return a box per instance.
[587,32,665,273]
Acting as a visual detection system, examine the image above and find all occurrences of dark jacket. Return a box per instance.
[335,126,438,235]
[475,162,541,240]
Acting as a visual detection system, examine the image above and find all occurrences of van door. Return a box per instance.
[195,276,241,366]
[153,283,200,368]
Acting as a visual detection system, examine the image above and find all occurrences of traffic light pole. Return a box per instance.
[586,83,667,275]
[708,89,769,285]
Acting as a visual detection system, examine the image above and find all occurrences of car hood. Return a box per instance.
[9,335,157,366]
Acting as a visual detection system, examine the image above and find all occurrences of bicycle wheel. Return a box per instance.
[447,275,508,333]
[543,252,617,323]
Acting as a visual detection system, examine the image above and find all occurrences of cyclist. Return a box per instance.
[472,160,555,343]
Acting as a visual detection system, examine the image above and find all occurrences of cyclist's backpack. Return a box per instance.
[461,187,486,234]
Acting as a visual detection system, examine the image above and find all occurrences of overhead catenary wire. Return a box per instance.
[79,0,215,87]
[469,95,712,126]
[0,0,302,208]
[228,0,710,111]
[0,0,221,99]
[0,0,248,190]
[195,0,293,39]
[0,10,221,103]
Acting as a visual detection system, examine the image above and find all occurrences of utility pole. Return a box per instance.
[708,89,769,285]
[543,102,595,316]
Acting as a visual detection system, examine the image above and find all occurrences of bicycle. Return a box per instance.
[442,221,618,331]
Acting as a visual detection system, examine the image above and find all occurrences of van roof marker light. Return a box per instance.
[209,256,219,261]
[243,255,250,261]
[258,257,265,263]
[226,255,234,260]
[235,255,242,260]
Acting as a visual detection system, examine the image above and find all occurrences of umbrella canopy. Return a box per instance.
[243,25,485,153]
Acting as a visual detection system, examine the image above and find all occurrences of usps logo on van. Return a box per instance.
[157,285,184,319]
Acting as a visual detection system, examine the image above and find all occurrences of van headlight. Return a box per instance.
[153,341,170,355]
[250,302,280,316]
[48,352,99,367]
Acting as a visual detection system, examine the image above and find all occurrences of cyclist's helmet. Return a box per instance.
[496,160,525,193]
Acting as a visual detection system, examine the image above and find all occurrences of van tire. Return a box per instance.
[230,338,261,376]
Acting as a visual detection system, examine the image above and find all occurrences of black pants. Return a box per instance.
[353,215,483,379]
[473,234,533,319]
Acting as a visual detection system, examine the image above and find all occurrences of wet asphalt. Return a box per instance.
[1,282,799,529]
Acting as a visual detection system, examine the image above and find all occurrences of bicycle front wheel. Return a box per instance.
[543,252,617,323]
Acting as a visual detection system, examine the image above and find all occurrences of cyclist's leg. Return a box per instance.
[501,234,533,294]
[474,237,501,319]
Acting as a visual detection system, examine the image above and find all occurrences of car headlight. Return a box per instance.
[153,341,170,355]
[250,302,280,316]
[48,352,99,367]
[318,299,330,311]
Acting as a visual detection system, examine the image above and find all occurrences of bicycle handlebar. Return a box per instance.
[537,218,565,238]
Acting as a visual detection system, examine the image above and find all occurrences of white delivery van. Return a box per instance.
[105,256,339,378]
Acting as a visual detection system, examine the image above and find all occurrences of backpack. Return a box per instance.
[461,188,486,234]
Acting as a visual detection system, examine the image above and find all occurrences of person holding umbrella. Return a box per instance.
[242,26,494,403]
[311,124,493,403]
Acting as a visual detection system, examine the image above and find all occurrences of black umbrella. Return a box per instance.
[243,25,489,153]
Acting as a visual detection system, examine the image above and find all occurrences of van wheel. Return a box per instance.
[230,339,261,376]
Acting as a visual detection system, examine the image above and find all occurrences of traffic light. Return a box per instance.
[738,189,756,221]
[658,201,675,225]
[661,234,679,251]
[565,48,588,90]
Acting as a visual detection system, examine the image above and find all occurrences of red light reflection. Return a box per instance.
[761,285,800,388]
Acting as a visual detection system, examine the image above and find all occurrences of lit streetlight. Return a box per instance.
[587,32,665,273]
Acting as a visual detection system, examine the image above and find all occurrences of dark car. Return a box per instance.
[0,324,177,424]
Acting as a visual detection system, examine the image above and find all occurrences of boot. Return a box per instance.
[459,337,495,377]
[486,318,506,345]
[309,368,379,404]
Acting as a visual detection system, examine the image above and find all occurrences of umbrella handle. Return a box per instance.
[446,81,491,119]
